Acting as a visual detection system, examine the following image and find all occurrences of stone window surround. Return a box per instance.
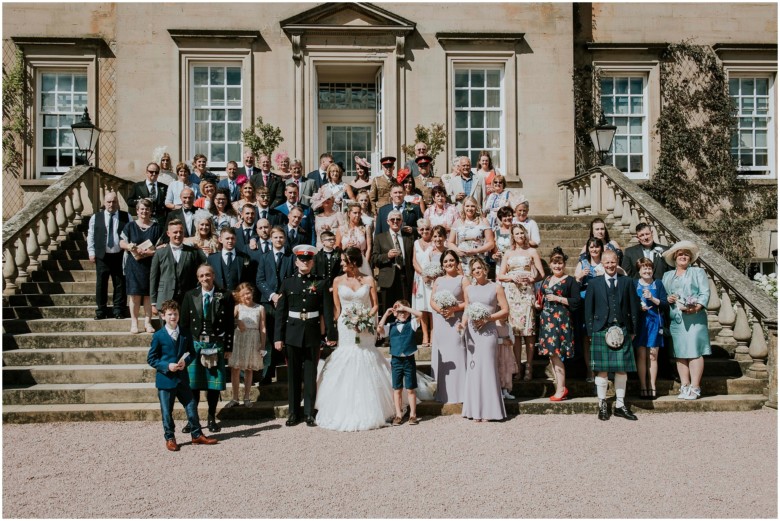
[11,38,101,182]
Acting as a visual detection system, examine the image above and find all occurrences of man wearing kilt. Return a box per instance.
[180,264,234,433]
[584,249,641,421]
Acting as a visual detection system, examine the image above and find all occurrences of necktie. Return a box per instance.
[203,293,211,319]
[171,330,179,341]
[106,213,115,248]
[609,278,616,290]
[276,251,282,266]
[392,233,403,263]
[395,206,401,212]
[226,251,233,266]
[244,229,251,243]
[261,210,267,219]
[326,251,332,262]
[290,229,297,242]
[264,240,270,253]
[263,173,268,186]
[149,183,157,200]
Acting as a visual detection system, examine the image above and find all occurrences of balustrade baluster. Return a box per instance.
[705,275,722,340]
[46,209,60,247]
[621,198,632,233]
[746,322,769,380]
[604,180,615,218]
[72,184,84,224]
[613,191,623,220]
[583,183,592,214]
[25,226,40,271]
[55,201,68,242]
[733,302,752,363]
[64,194,76,233]
[14,236,29,285]
[3,245,18,295]
[715,291,737,356]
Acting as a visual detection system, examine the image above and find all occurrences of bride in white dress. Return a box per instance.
[315,248,396,431]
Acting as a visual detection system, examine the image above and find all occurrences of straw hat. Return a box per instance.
[662,240,700,266]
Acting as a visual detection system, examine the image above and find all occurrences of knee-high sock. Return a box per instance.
[614,373,627,408]
[595,375,608,402]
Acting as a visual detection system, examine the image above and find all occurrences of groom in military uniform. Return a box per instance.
[274,244,326,427]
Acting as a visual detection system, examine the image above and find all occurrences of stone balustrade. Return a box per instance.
[558,165,778,408]
[3,165,134,297]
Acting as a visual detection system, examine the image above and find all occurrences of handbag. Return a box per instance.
[605,325,625,350]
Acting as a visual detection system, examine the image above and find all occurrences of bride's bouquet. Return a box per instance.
[422,263,444,285]
[465,303,491,322]
[341,303,376,343]
[432,290,458,310]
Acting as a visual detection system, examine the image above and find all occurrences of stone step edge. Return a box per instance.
[2,394,768,424]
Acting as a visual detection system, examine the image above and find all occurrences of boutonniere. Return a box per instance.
[242,256,250,268]
[653,246,664,254]
[214,292,223,300]
[307,282,319,293]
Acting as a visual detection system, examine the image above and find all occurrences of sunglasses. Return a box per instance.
[388,218,402,222]
[147,170,159,174]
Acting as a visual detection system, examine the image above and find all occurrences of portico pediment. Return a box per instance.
[280,2,415,36]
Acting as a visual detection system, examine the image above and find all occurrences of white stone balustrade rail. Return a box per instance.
[3,165,134,297]
[558,165,778,408]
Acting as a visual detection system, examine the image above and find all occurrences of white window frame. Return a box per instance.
[726,68,776,179]
[598,68,651,180]
[23,54,97,179]
[180,51,252,173]
[449,62,506,172]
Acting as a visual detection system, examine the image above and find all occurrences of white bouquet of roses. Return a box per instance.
[433,290,458,310]
[754,272,778,299]
[422,263,444,285]
[464,302,491,322]
[341,303,375,343]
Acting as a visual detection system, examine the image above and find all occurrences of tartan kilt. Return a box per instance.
[187,341,227,391]
[590,327,637,373]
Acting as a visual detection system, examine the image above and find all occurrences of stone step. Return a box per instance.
[19,281,112,295]
[2,393,767,424]
[3,347,149,366]
[57,239,88,250]
[40,259,95,271]
[3,332,152,349]
[3,306,149,319]
[3,364,155,385]
[533,215,602,224]
[48,249,90,261]
[3,318,157,334]
[5,375,762,407]
[5,293,100,307]
[30,270,96,283]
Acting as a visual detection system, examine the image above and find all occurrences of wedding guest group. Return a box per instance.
[93,147,707,445]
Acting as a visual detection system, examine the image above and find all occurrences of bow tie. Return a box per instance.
[171,245,182,251]
[182,207,195,214]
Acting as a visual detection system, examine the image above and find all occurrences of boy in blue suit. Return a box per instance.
[147,299,218,451]
[378,300,422,426]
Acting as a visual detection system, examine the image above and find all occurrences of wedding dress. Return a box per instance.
[315,284,396,431]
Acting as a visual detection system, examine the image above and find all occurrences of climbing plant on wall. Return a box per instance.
[645,42,774,271]
[572,65,601,177]
[2,49,31,177]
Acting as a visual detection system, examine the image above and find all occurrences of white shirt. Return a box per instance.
[642,246,656,261]
[86,211,122,257]
[146,181,158,195]
[170,243,183,263]
[603,274,618,287]
[222,248,236,265]
[165,325,180,341]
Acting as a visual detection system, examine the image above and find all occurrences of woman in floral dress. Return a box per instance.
[411,218,435,346]
[497,224,544,381]
[536,247,580,401]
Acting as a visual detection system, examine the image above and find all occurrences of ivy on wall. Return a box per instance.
[645,42,774,271]
[572,64,600,176]
[2,48,32,177]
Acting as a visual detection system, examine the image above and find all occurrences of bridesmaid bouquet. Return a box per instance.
[422,263,444,285]
[433,290,458,310]
[341,303,376,343]
[465,303,491,322]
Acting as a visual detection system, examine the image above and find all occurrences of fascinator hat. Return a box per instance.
[310,185,335,211]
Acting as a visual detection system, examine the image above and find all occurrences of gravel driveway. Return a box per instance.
[3,410,776,518]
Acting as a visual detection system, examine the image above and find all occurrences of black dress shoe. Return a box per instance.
[285,415,300,427]
[112,309,124,319]
[207,417,221,432]
[95,312,107,321]
[305,415,316,427]
[597,401,610,421]
[613,405,638,421]
[181,424,193,434]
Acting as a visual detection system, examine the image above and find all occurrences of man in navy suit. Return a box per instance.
[128,162,168,221]
[584,249,641,422]
[234,204,258,255]
[217,160,241,202]
[375,184,423,237]
[207,228,254,292]
[284,207,311,249]
[238,149,257,179]
[256,226,295,384]
[306,152,333,190]
[275,183,314,244]
[147,299,217,451]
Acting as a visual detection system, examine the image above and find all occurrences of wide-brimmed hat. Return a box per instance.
[663,240,700,266]
[354,155,371,170]
[310,186,334,211]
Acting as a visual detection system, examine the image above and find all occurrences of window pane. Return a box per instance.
[756,97,768,114]
[601,77,614,95]
[613,136,628,154]
[59,114,75,127]
[470,111,484,128]
[228,143,241,163]
[210,68,225,86]
[74,75,87,92]
[741,97,754,114]
[59,151,74,167]
[630,136,642,153]
[615,117,629,134]
[755,130,767,148]
[194,109,208,122]
[487,130,500,148]
[194,68,208,86]
[615,96,628,114]
[455,110,468,128]
[755,117,768,128]
[211,124,225,141]
[57,74,72,90]
[470,130,484,148]
[43,115,58,127]
[615,78,629,94]
[226,67,241,86]
[455,130,469,148]
[630,78,643,94]
[43,149,58,167]
[227,109,241,122]
[629,155,643,172]
[227,123,242,141]
[455,89,468,107]
[213,109,226,121]
[615,155,628,172]
[211,87,225,104]
[729,78,740,94]
[486,90,500,108]
[471,90,484,108]
[194,87,208,105]
[601,97,614,114]
[42,93,56,111]
[629,117,642,134]
[455,70,469,88]
[756,78,769,95]
[211,144,226,162]
[740,153,753,166]
[58,129,73,147]
[755,152,768,166]
[742,78,754,95]
[42,74,56,92]
[43,129,57,147]
[195,123,208,141]
[630,96,643,114]
[486,69,500,88]
[486,112,500,128]
[73,93,87,109]
[56,93,72,111]
[471,70,484,88]
[226,88,241,105]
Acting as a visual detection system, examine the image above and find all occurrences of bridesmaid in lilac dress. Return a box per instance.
[458,257,509,422]
[429,250,468,403]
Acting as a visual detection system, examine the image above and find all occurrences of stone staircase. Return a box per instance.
[2,216,768,423]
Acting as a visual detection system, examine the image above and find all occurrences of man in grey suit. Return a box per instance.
[150,219,207,315]
[287,159,317,206]
[217,160,241,202]
[371,210,415,315]
[446,156,486,210]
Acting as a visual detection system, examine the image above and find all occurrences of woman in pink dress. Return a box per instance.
[311,186,345,250]
[424,185,458,233]
[336,202,372,276]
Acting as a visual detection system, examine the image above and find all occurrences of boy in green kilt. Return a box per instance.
[181,264,234,433]
[584,250,641,421]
